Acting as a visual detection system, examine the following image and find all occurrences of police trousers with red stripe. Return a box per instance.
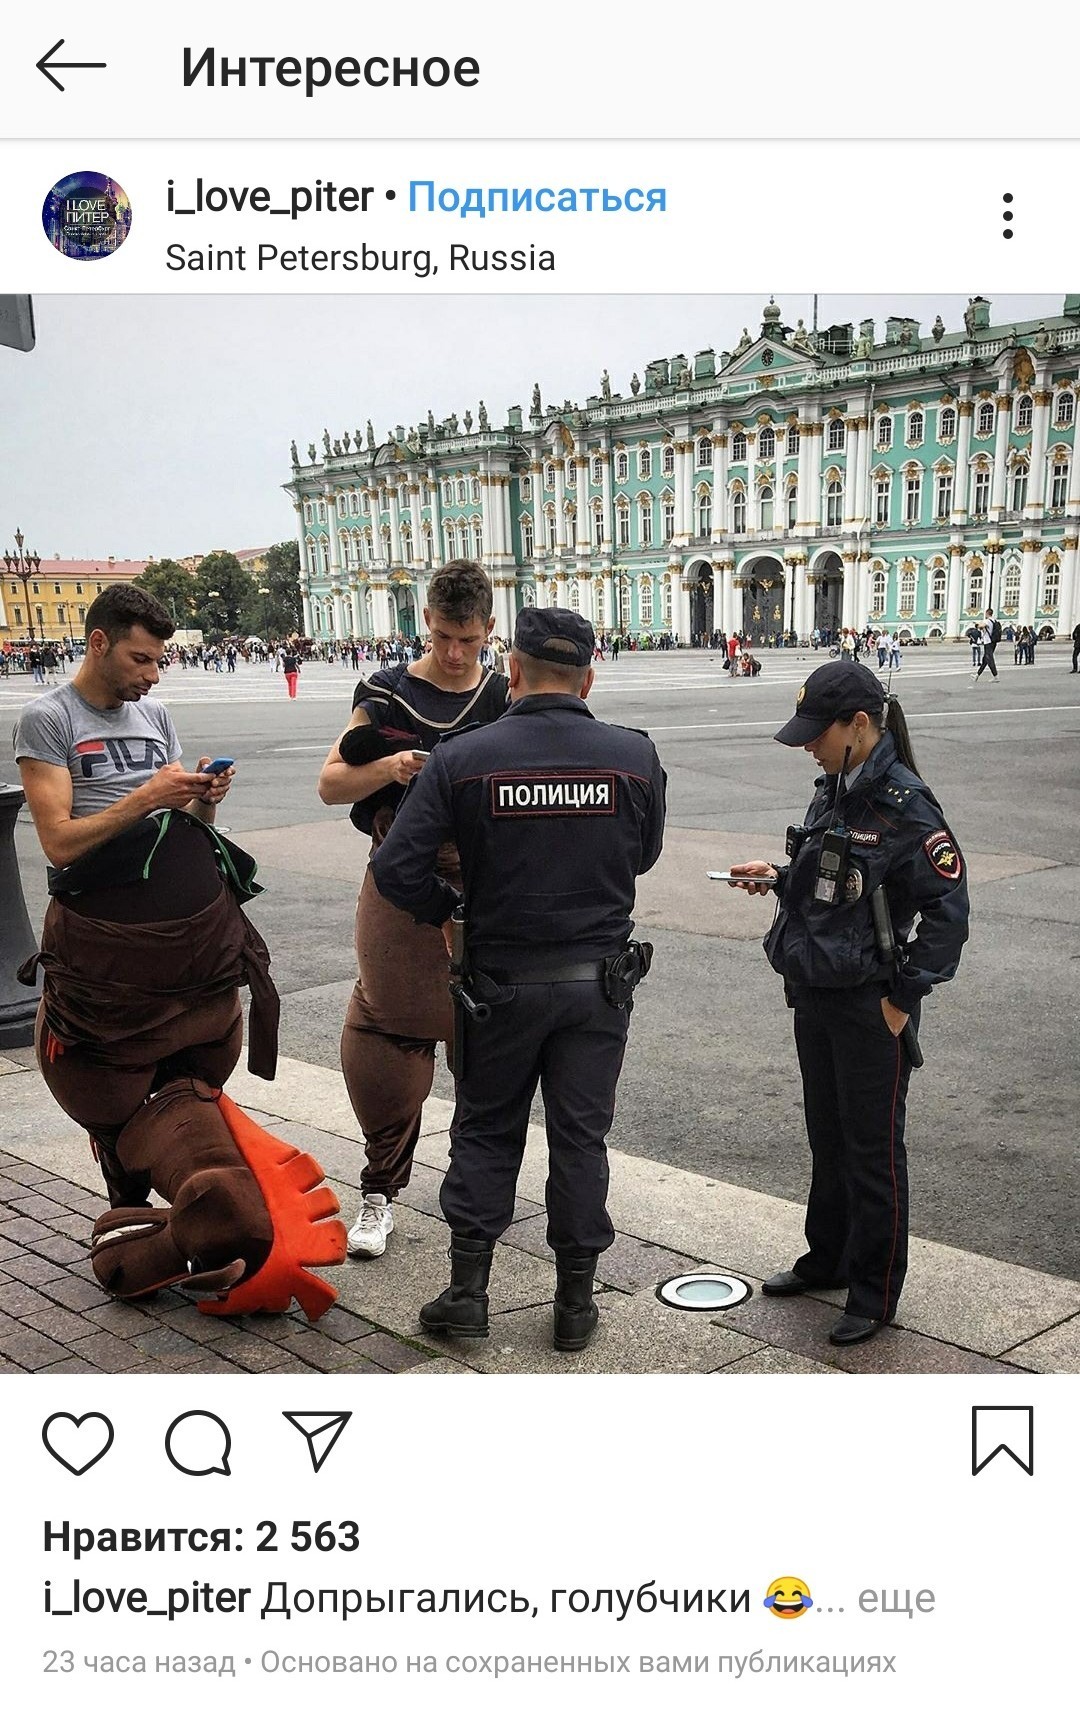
[790,983,919,1323]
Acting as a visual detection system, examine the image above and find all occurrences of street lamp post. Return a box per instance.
[3,529,42,643]
[258,586,271,641]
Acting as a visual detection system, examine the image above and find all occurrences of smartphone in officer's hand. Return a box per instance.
[707,870,777,888]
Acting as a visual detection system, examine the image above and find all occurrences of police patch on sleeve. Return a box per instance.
[491,773,617,816]
[923,828,962,880]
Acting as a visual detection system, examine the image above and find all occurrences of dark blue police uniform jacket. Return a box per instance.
[764,730,969,1010]
[370,692,666,961]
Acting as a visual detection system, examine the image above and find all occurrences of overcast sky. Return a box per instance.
[3,294,1064,562]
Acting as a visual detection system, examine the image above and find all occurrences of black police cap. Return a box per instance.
[513,606,595,668]
[775,660,886,746]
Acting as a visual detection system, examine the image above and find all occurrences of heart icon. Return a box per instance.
[42,1412,115,1476]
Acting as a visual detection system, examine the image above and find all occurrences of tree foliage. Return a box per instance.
[135,559,197,625]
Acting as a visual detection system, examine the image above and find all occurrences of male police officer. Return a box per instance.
[370,607,667,1352]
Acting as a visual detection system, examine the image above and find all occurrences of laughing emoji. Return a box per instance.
[764,1576,813,1619]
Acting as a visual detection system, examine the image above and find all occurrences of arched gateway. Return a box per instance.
[737,553,788,643]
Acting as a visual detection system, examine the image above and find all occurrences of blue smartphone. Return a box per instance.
[203,757,235,775]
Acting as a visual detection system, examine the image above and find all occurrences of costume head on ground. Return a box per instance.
[90,1080,347,1321]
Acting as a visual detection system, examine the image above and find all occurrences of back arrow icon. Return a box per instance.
[37,40,108,93]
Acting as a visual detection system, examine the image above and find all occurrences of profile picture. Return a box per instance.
[41,171,132,260]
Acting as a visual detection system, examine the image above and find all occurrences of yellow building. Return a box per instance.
[0,558,149,644]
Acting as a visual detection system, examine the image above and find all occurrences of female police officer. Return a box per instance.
[730,660,969,1345]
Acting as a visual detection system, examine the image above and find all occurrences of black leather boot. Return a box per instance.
[553,1250,600,1352]
[419,1236,493,1339]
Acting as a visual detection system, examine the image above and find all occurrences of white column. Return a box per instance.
[840,552,858,630]
[574,458,590,554]
[668,566,683,638]
[684,442,695,543]
[427,472,443,569]
[746,433,757,527]
[796,420,812,529]
[712,431,728,538]
[843,419,861,525]
[951,399,973,524]
[990,394,1012,520]
[348,582,363,635]
[673,443,687,541]
[1018,541,1039,625]
[500,475,513,566]
[1027,387,1052,516]
[331,589,346,639]
[531,463,546,567]
[599,451,613,553]
[553,461,567,555]
[854,417,870,528]
[369,580,392,636]
[326,493,343,587]
[387,485,403,564]
[1057,535,1079,634]
[722,565,739,634]
[946,545,964,638]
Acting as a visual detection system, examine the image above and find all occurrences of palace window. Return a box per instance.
[826,479,843,528]
[443,480,453,505]
[1050,458,1070,509]
[967,569,984,610]
[759,425,776,458]
[787,424,800,455]
[1016,395,1033,431]
[871,570,887,616]
[616,498,631,546]
[1011,463,1028,511]
[899,568,916,611]
[939,406,956,441]
[1003,559,1021,608]
[1041,566,1060,609]
[662,497,676,541]
[400,523,413,558]
[615,450,629,482]
[638,446,652,480]
[731,490,747,534]
[640,579,654,626]
[595,585,606,626]
[730,431,747,462]
[350,492,360,515]
[639,498,654,547]
[546,510,557,552]
[874,475,891,525]
[904,471,922,523]
[304,502,313,525]
[592,456,604,486]
[522,518,534,559]
[521,475,532,502]
[697,491,712,536]
[423,525,434,564]
[931,566,947,611]
[54,582,62,595]
[826,418,845,452]
[935,470,953,519]
[1055,392,1075,428]
[457,479,468,504]
[76,582,83,594]
[317,501,326,522]
[569,581,581,613]
[566,462,576,488]
[907,410,924,445]
[661,443,675,477]
[619,579,631,628]
[786,482,798,528]
[760,485,775,530]
[697,437,713,466]
[972,467,991,516]
[876,414,893,450]
[593,503,604,549]
[545,463,556,489]
[471,478,481,504]
[976,400,996,435]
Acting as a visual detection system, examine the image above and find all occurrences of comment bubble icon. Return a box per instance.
[165,1410,232,1477]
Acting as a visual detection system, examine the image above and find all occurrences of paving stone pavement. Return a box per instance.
[3,1049,1077,1374]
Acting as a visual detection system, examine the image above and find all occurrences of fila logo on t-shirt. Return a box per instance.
[75,736,169,778]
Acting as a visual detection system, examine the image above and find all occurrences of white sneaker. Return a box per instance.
[347,1193,394,1258]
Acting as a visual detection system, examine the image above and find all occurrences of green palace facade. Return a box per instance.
[285,295,1080,644]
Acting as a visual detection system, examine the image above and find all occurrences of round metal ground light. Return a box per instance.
[655,1272,752,1312]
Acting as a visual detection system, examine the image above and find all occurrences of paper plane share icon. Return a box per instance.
[283,1411,353,1474]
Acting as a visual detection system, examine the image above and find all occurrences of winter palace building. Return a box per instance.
[285,295,1080,644]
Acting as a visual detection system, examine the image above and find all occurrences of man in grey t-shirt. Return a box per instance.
[14,583,237,1205]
